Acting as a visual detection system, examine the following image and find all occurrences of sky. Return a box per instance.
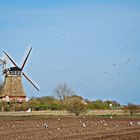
[0,0,140,104]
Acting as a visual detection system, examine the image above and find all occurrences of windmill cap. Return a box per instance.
[10,67,21,71]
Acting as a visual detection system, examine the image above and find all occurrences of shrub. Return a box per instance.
[28,99,41,111]
[20,102,28,111]
[49,103,64,110]
[65,96,87,116]
[39,104,49,110]
[0,102,10,111]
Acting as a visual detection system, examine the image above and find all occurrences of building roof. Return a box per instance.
[9,67,21,71]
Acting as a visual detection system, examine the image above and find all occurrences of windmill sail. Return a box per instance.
[3,51,18,67]
[21,47,32,70]
[22,72,40,91]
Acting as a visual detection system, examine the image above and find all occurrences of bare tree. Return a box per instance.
[53,83,75,100]
[123,103,140,115]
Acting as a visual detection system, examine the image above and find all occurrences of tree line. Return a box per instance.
[0,83,140,116]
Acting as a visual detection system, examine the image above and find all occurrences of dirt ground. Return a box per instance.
[0,116,140,140]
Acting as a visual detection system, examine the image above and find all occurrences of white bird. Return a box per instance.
[104,123,107,126]
[82,123,86,128]
[100,120,105,123]
[138,122,140,125]
[27,108,31,112]
[110,116,113,119]
[129,122,133,126]
[44,124,48,128]
[57,127,60,130]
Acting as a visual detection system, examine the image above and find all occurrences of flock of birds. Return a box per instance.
[77,54,140,87]
[78,117,140,129]
[33,116,140,130]
[1,116,140,131]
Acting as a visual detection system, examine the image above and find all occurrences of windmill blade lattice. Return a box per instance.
[3,51,18,68]
[22,72,40,91]
[21,46,32,71]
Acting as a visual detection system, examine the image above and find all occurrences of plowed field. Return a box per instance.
[0,116,140,140]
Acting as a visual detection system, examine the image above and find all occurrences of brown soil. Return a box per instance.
[0,116,140,140]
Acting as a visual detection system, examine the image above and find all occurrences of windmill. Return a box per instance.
[0,47,39,102]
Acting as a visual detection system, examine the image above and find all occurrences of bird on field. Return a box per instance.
[44,123,48,128]
[100,120,105,123]
[104,123,107,126]
[82,123,86,128]
[27,108,31,112]
[129,122,133,126]
[110,116,113,119]
[138,122,140,125]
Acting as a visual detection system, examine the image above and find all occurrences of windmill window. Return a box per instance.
[11,71,15,75]
[17,71,20,75]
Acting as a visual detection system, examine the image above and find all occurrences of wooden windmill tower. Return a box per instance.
[0,47,39,102]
